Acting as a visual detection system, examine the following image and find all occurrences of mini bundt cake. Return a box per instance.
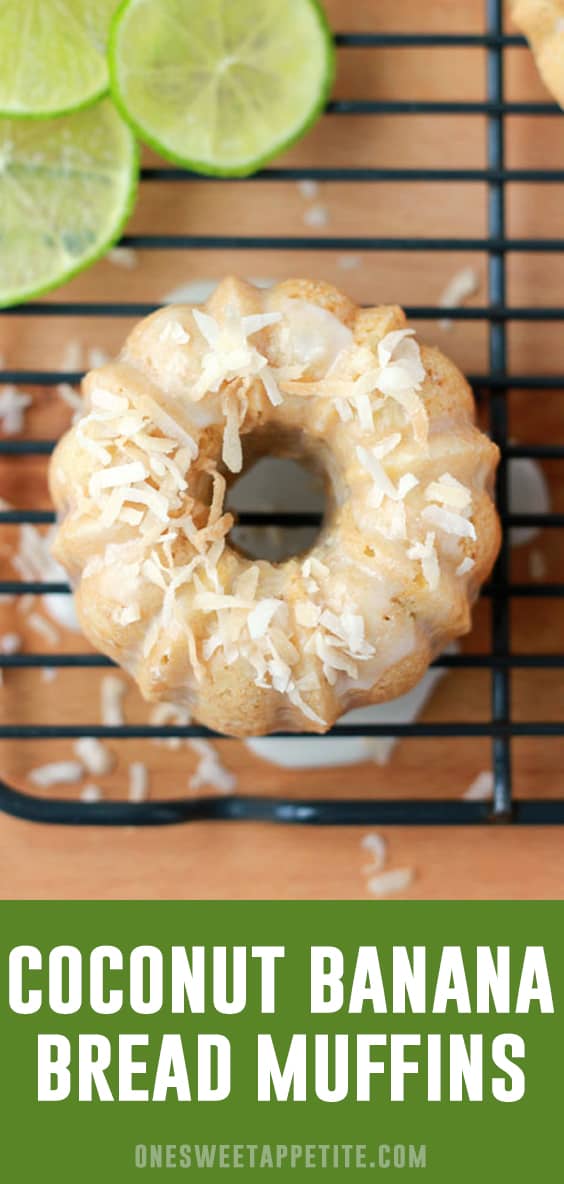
[49,278,500,737]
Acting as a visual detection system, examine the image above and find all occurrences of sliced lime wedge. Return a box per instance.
[109,0,335,176]
[0,1,121,118]
[0,100,139,309]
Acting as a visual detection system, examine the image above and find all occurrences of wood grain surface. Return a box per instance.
[0,0,563,900]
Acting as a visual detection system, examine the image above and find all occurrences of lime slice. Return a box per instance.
[0,1,121,118]
[0,100,139,309]
[109,0,335,176]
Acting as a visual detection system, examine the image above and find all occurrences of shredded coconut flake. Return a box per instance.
[297,179,319,200]
[221,387,244,473]
[0,632,21,654]
[361,832,387,873]
[90,461,147,496]
[56,383,82,413]
[293,328,427,442]
[337,253,361,271]
[129,761,149,802]
[247,598,283,640]
[107,246,138,269]
[438,266,480,330]
[367,867,414,898]
[90,387,129,413]
[12,523,81,633]
[60,340,83,371]
[463,770,494,802]
[375,330,427,444]
[188,740,236,794]
[0,386,32,434]
[357,445,418,508]
[149,701,191,749]
[425,472,472,510]
[159,320,190,345]
[101,674,126,726]
[528,549,547,582]
[372,433,402,459]
[139,394,198,454]
[407,532,440,590]
[197,563,372,723]
[88,347,110,369]
[456,556,475,576]
[74,737,115,777]
[302,557,329,580]
[29,760,83,788]
[27,612,59,645]
[192,305,283,407]
[81,784,102,803]
[422,504,476,540]
[303,203,329,228]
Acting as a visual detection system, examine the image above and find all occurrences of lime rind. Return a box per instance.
[0,84,110,123]
[0,1,120,119]
[0,102,139,310]
[108,0,335,177]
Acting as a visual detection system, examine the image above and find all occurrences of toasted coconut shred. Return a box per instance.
[74,737,115,777]
[58,288,482,728]
[0,632,21,654]
[361,832,388,873]
[0,386,32,434]
[101,675,127,727]
[438,266,480,330]
[367,867,415,898]
[29,761,84,789]
[81,784,103,803]
[463,770,494,802]
[129,761,150,802]
[360,833,414,898]
[188,740,236,794]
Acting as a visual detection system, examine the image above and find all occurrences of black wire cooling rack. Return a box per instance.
[0,0,562,828]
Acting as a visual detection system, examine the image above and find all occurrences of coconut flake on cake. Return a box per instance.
[192,306,283,403]
[283,326,427,444]
[425,472,472,511]
[422,504,477,540]
[407,532,440,590]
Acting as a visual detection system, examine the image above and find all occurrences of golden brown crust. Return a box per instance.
[272,277,357,326]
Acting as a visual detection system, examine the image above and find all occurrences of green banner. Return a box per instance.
[0,902,561,1180]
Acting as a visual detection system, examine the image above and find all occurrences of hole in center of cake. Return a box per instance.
[226,442,327,563]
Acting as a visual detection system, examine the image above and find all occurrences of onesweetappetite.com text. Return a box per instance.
[134,1143,427,1170]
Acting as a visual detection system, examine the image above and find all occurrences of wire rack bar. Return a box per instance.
[139,166,564,181]
[0,786,514,828]
[0,723,561,741]
[1,783,563,829]
[117,235,564,250]
[487,0,513,819]
[330,100,559,114]
[334,33,527,48]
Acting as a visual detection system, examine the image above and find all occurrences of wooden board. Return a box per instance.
[0,0,563,900]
